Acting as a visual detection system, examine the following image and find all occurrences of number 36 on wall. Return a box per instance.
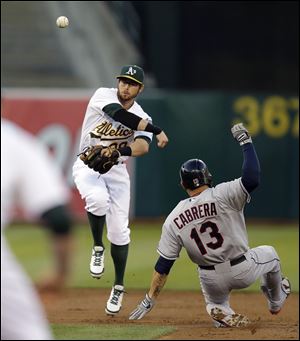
[232,96,299,138]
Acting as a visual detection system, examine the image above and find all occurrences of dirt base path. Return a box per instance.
[40,288,299,340]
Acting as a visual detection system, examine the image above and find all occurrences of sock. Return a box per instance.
[87,211,105,247]
[111,243,129,286]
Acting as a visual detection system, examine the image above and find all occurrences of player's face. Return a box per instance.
[117,79,143,101]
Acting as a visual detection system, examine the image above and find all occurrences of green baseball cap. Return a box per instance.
[116,65,144,85]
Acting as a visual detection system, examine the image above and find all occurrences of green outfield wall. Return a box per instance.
[135,91,299,220]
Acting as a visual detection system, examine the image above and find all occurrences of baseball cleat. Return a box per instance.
[105,285,125,316]
[213,321,227,328]
[281,277,291,296]
[90,246,105,278]
[210,307,250,328]
[261,276,291,314]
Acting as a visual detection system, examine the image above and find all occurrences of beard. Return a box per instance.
[118,90,136,101]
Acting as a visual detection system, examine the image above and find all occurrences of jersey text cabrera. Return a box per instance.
[174,202,217,229]
[157,178,250,265]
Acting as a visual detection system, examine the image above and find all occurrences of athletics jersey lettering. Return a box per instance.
[173,202,217,229]
[78,87,153,156]
[90,121,134,139]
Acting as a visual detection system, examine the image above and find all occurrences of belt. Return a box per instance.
[199,255,246,270]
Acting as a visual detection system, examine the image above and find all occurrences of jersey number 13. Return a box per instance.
[190,221,224,255]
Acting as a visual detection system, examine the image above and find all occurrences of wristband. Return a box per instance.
[118,146,132,156]
[145,123,162,135]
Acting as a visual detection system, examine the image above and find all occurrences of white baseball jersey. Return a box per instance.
[78,87,153,158]
[157,178,251,265]
[1,119,69,340]
[73,87,153,245]
[1,120,70,228]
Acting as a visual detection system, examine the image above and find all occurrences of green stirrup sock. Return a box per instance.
[87,211,105,247]
[111,243,129,286]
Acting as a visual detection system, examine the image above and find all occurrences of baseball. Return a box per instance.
[56,16,69,28]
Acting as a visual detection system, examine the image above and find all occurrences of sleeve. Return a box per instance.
[90,88,119,113]
[215,178,250,211]
[241,143,261,193]
[157,222,182,260]
[154,256,175,275]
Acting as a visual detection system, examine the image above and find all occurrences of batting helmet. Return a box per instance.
[180,159,213,190]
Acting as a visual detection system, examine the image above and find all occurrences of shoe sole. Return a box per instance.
[105,308,121,316]
[90,269,104,279]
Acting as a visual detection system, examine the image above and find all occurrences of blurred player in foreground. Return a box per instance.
[1,118,73,340]
[129,123,291,327]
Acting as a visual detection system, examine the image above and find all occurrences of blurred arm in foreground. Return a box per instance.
[1,118,74,340]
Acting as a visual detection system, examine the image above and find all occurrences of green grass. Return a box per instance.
[51,324,175,340]
[4,222,299,292]
[4,222,298,340]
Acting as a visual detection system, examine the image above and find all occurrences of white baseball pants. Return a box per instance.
[73,158,131,245]
[198,245,285,316]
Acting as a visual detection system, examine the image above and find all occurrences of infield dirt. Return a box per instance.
[40,288,299,340]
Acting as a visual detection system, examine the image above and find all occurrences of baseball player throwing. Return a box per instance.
[129,123,291,327]
[73,65,168,315]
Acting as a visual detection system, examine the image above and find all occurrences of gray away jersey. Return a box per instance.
[157,178,251,266]
[79,87,153,161]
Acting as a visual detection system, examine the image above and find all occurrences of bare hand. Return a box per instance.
[156,131,169,148]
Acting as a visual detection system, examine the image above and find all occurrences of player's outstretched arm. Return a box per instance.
[103,104,169,148]
[129,271,168,320]
[129,256,175,320]
[231,123,261,193]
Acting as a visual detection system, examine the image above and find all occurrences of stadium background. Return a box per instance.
[2,1,298,221]
[1,2,299,340]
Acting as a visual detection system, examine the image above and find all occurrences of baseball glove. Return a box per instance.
[79,145,120,174]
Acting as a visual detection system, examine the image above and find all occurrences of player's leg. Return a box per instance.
[224,247,290,315]
[87,212,106,278]
[110,243,129,287]
[104,164,130,315]
[197,267,250,327]
[249,245,291,314]
[73,159,109,278]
